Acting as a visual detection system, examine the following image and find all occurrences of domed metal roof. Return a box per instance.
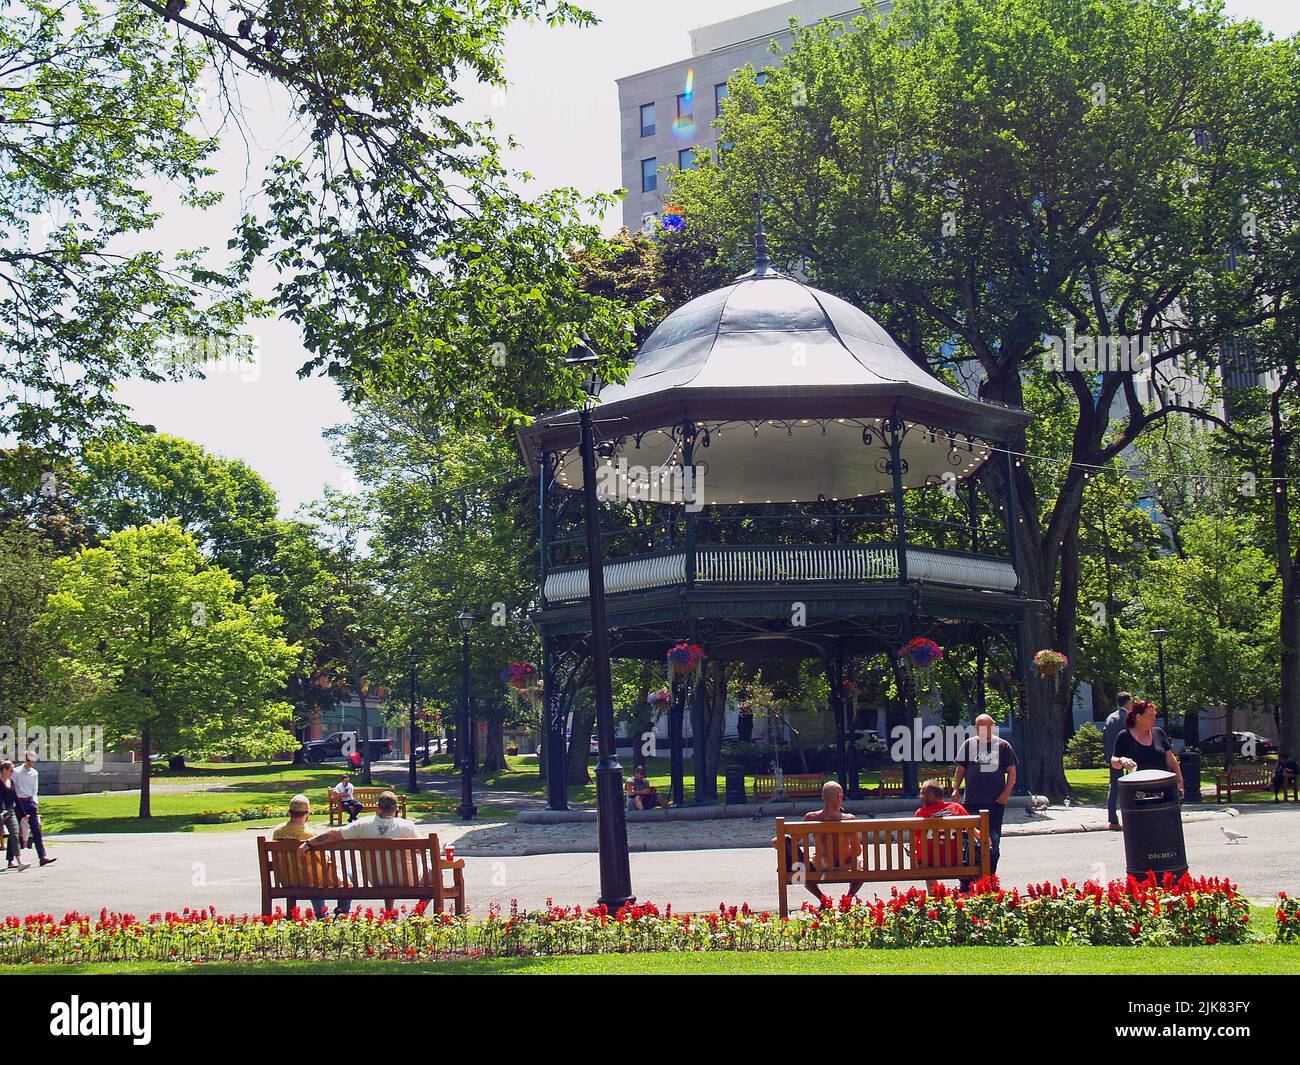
[519,267,1029,505]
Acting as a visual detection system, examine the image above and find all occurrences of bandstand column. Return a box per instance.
[543,640,568,811]
[897,618,920,798]
[825,642,849,791]
[669,671,686,807]
[688,623,709,804]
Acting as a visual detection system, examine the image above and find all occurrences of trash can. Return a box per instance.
[725,764,747,805]
[1117,769,1188,881]
[1181,749,1202,803]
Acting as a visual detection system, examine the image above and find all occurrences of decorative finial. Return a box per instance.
[753,191,770,276]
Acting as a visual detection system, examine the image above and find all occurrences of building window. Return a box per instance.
[678,147,698,171]
[714,82,729,114]
[639,102,655,138]
[676,92,693,127]
[641,157,657,193]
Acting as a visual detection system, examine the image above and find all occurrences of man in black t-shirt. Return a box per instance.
[953,715,1018,876]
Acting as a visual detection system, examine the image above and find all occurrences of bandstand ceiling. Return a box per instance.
[519,269,1029,505]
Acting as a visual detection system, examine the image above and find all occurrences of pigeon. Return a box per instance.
[1221,826,1248,844]
[1225,807,1241,818]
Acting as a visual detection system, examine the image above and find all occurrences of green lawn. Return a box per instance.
[39,761,511,835]
[36,756,1249,835]
[18,943,1300,975]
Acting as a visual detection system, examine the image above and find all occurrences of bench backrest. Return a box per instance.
[257,833,443,894]
[1224,765,1271,785]
[775,813,989,882]
[878,768,954,795]
[327,788,408,813]
[753,774,823,794]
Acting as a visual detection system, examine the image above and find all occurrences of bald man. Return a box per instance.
[787,781,864,904]
[952,715,1017,877]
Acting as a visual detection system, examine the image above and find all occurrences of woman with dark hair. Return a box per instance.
[1111,699,1184,797]
[0,761,28,870]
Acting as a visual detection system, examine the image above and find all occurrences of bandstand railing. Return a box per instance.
[541,542,1017,604]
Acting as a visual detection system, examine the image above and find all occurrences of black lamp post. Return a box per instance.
[1152,627,1170,732]
[407,657,420,794]
[568,341,634,911]
[456,610,477,821]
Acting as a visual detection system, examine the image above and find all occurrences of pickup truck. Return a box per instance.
[296,731,393,764]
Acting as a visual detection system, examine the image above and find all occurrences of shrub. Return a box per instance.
[1066,722,1106,769]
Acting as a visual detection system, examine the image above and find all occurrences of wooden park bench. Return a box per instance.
[256,833,465,916]
[773,812,989,917]
[876,768,953,798]
[752,773,825,800]
[1215,763,1293,803]
[327,788,408,826]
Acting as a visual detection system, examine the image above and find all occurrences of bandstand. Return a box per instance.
[518,238,1034,809]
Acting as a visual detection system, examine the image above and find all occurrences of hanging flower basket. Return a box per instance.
[647,687,672,709]
[667,643,707,675]
[898,637,944,672]
[1033,650,1069,679]
[501,662,537,691]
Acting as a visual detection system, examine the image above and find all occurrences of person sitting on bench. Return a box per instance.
[914,779,980,892]
[627,766,670,811]
[785,780,864,906]
[1274,755,1299,801]
[272,794,352,918]
[333,774,364,823]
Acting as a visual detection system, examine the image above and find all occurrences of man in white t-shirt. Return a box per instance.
[14,752,54,866]
[302,792,420,886]
[333,774,363,822]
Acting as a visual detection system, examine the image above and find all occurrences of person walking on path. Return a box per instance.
[953,714,1017,877]
[1103,693,1132,831]
[0,761,28,870]
[1111,699,1184,797]
[13,752,54,867]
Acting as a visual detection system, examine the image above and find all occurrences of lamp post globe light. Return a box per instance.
[456,610,477,821]
[567,342,635,911]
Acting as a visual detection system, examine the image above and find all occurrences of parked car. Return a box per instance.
[1196,731,1276,758]
[295,731,393,764]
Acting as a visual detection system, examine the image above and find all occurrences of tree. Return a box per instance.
[37,522,298,817]
[0,526,59,718]
[1127,514,1279,758]
[0,1,255,447]
[672,0,1296,796]
[75,431,279,584]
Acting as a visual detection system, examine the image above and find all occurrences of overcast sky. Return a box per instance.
[110,0,1300,519]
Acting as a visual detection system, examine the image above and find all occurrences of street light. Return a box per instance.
[567,340,634,911]
[1152,627,1170,734]
[407,656,420,794]
[456,610,477,821]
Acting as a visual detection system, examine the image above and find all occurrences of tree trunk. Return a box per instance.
[359,689,372,786]
[990,446,1070,800]
[566,701,594,786]
[139,726,151,819]
[482,713,507,772]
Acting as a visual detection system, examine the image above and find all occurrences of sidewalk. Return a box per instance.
[441,802,1236,857]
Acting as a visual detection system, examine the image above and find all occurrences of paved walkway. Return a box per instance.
[5,804,1292,917]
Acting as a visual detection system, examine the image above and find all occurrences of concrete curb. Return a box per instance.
[517,796,1053,825]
